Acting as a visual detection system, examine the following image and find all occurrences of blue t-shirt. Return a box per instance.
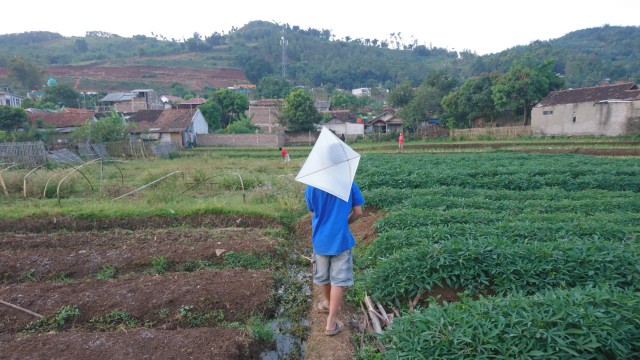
[305,182,365,256]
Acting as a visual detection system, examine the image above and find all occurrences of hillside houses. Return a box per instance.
[99,89,164,113]
[531,82,640,136]
[128,108,208,148]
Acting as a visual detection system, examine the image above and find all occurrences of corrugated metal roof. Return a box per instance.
[100,92,134,102]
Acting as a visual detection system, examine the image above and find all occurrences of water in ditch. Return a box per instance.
[260,261,313,360]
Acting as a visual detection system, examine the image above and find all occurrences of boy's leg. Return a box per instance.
[325,285,343,331]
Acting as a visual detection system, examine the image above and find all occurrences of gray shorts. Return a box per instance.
[313,249,353,287]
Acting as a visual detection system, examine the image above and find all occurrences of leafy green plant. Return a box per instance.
[223,252,271,269]
[50,272,74,283]
[248,317,275,343]
[24,306,80,333]
[178,305,224,326]
[150,255,171,274]
[89,309,138,330]
[95,265,117,280]
[18,269,36,282]
[378,286,640,359]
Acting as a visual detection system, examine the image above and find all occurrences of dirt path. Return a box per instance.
[300,208,383,360]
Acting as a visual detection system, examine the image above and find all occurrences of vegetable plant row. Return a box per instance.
[381,285,640,359]
[356,152,640,358]
[358,153,640,192]
[363,235,639,301]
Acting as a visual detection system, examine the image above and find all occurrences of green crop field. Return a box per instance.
[1,142,639,358]
[354,152,640,358]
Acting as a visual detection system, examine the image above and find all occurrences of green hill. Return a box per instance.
[0,21,638,95]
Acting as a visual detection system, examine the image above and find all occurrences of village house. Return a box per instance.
[160,95,185,109]
[127,108,208,148]
[27,108,97,144]
[246,99,284,133]
[99,89,164,113]
[174,98,206,110]
[351,88,371,97]
[0,89,24,108]
[320,110,364,138]
[531,82,640,137]
[367,110,404,133]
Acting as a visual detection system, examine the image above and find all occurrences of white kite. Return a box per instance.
[295,127,360,202]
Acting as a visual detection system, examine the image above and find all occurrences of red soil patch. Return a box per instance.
[0,64,249,92]
[0,215,281,360]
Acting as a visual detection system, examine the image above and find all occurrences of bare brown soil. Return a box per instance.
[0,214,281,360]
[0,64,248,92]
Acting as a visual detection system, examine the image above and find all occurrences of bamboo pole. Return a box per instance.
[0,300,44,319]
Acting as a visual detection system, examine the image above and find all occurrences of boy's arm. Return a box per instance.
[348,206,363,224]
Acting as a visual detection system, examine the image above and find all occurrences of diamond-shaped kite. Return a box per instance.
[295,127,360,202]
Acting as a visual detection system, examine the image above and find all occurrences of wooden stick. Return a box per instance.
[359,302,367,350]
[0,300,44,319]
[364,295,383,334]
[376,301,392,326]
[0,173,7,196]
[410,290,423,311]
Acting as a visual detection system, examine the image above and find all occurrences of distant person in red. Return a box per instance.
[279,147,290,165]
[398,133,404,150]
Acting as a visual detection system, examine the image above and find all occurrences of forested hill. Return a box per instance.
[0,21,638,93]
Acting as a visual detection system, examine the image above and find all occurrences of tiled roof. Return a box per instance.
[181,98,206,105]
[321,110,357,123]
[250,99,283,106]
[62,107,91,113]
[128,110,164,124]
[161,95,185,103]
[537,82,640,107]
[128,109,195,133]
[28,111,96,127]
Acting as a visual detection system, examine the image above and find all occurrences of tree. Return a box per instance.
[492,61,563,125]
[0,106,28,131]
[243,57,274,85]
[208,89,249,128]
[42,83,81,107]
[278,88,320,132]
[225,114,260,133]
[73,110,127,143]
[397,85,442,131]
[74,38,89,53]
[198,101,223,132]
[442,73,500,128]
[388,81,415,107]
[255,75,292,99]
[330,91,360,111]
[8,56,42,90]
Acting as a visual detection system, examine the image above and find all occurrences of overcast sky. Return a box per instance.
[2,0,638,55]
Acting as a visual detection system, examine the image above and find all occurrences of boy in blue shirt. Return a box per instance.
[305,182,365,336]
